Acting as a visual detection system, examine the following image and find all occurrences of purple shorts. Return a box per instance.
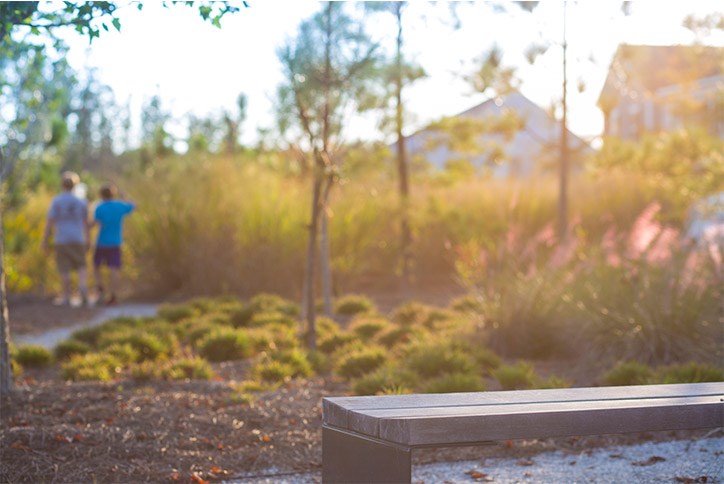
[94,246,122,268]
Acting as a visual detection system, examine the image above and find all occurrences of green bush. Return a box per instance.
[602,361,653,386]
[334,294,376,316]
[15,345,53,367]
[131,360,163,381]
[352,365,417,396]
[198,328,253,362]
[472,347,502,374]
[315,316,341,340]
[376,325,424,349]
[106,332,172,363]
[250,311,296,328]
[336,346,387,380]
[494,362,537,390]
[249,293,299,316]
[405,341,475,379]
[254,360,295,383]
[450,295,485,314]
[62,353,121,381]
[318,332,356,354]
[422,372,485,393]
[105,343,140,364]
[54,339,91,361]
[157,303,198,323]
[349,317,391,341]
[538,376,572,389]
[390,302,430,326]
[307,350,331,374]
[164,357,215,380]
[181,319,224,348]
[655,362,723,384]
[270,349,313,377]
[422,309,458,329]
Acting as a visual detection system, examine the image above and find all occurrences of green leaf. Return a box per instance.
[102,23,108,32]
[112,17,121,31]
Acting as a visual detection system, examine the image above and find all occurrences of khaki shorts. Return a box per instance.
[55,243,87,273]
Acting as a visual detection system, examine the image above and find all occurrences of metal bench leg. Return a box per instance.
[322,425,411,483]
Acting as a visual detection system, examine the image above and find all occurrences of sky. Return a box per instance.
[57,1,724,148]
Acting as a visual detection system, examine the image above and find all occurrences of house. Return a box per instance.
[397,91,592,178]
[597,44,724,140]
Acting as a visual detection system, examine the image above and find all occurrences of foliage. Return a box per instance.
[335,346,387,380]
[254,360,295,383]
[349,317,391,341]
[158,303,199,323]
[404,340,476,379]
[655,362,723,384]
[198,328,253,362]
[164,357,215,381]
[493,362,537,390]
[54,339,91,361]
[269,349,313,378]
[15,344,53,367]
[333,294,376,316]
[390,301,431,326]
[61,353,121,381]
[351,365,417,396]
[602,361,653,386]
[422,373,486,394]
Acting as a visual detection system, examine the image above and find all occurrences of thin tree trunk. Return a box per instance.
[557,2,569,240]
[303,172,323,350]
[320,204,333,317]
[395,3,412,291]
[0,193,13,397]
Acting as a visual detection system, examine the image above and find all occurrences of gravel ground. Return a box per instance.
[230,436,724,483]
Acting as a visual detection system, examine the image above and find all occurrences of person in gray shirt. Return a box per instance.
[42,171,90,306]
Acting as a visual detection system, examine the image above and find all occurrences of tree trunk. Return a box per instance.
[303,172,323,350]
[395,4,412,291]
[0,193,13,397]
[320,205,333,317]
[557,2,569,240]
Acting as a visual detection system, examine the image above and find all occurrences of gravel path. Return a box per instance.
[13,303,158,348]
[230,436,724,483]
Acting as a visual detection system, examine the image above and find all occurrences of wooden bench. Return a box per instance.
[322,382,724,483]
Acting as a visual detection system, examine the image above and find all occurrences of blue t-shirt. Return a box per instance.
[94,200,135,247]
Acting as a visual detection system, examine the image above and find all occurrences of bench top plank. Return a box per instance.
[323,383,724,446]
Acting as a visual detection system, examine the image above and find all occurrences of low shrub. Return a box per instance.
[15,345,53,367]
[404,341,475,379]
[270,349,313,377]
[472,347,502,374]
[164,357,215,380]
[318,332,356,354]
[157,303,198,323]
[422,372,486,393]
[61,353,121,381]
[315,316,341,340]
[307,350,331,374]
[105,343,140,364]
[655,362,723,384]
[334,294,376,316]
[107,332,173,362]
[349,317,391,341]
[336,346,387,380]
[450,295,485,314]
[376,325,423,349]
[131,360,163,381]
[494,362,537,390]
[390,302,430,326]
[248,293,299,317]
[198,328,253,362]
[538,376,572,389]
[602,361,653,386]
[352,365,417,396]
[422,309,458,329]
[54,339,91,361]
[250,311,296,328]
[254,360,295,383]
[181,319,224,348]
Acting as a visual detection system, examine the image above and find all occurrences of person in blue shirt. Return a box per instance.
[91,183,135,305]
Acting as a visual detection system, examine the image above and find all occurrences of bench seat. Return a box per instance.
[322,382,724,483]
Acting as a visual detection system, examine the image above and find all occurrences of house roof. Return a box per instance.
[398,91,592,174]
[597,44,724,109]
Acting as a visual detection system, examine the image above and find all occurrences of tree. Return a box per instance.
[0,0,242,397]
[276,2,378,349]
[223,93,248,155]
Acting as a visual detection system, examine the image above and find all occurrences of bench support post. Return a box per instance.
[322,425,411,483]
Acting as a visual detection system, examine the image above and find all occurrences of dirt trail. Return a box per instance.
[12,303,158,348]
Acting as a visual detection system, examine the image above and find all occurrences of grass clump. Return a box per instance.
[15,345,53,368]
[270,349,313,378]
[164,357,215,380]
[334,294,376,316]
[472,347,502,374]
[602,361,653,386]
[254,360,295,383]
[349,317,391,341]
[404,341,475,379]
[130,361,163,381]
[450,295,484,314]
[655,362,723,384]
[352,365,417,396]
[494,362,537,390]
[376,325,423,349]
[54,339,91,361]
[390,302,430,326]
[105,332,173,362]
[318,332,356,354]
[422,373,486,393]
[198,328,253,362]
[157,303,198,323]
[250,311,296,328]
[336,346,387,380]
[62,353,121,381]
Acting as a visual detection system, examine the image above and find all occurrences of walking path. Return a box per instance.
[13,303,158,348]
[230,435,724,483]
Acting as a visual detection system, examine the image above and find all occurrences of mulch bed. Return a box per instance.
[2,366,717,483]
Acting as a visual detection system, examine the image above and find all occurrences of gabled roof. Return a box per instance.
[598,44,724,109]
[399,91,592,175]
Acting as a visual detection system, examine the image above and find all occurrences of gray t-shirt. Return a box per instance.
[48,192,88,244]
